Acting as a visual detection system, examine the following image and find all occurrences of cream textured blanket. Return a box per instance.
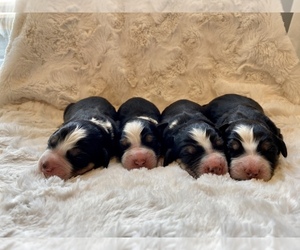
[1,0,300,247]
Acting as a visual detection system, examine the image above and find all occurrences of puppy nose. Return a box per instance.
[134,159,146,167]
[245,168,260,179]
[208,166,223,175]
[41,161,52,173]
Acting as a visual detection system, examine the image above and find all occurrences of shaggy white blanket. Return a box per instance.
[1,0,300,248]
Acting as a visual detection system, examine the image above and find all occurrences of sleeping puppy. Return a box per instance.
[117,97,161,170]
[38,96,118,180]
[203,94,287,181]
[160,99,228,178]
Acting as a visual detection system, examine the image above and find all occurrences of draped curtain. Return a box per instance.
[289,1,300,59]
[0,0,299,64]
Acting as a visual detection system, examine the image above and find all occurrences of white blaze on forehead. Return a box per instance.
[123,120,143,147]
[57,126,87,153]
[234,124,258,154]
[190,127,212,152]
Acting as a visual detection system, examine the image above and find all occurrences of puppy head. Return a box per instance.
[38,120,112,180]
[164,123,228,178]
[118,119,160,170]
[223,122,287,181]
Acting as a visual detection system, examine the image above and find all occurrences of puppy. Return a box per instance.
[160,99,228,178]
[38,96,118,180]
[203,94,287,181]
[117,97,161,170]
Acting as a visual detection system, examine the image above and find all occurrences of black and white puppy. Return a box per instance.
[117,97,161,170]
[38,96,118,180]
[203,94,287,181]
[160,99,228,178]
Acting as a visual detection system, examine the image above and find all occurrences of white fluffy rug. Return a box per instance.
[1,0,300,247]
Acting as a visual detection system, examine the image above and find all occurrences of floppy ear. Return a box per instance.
[275,135,288,158]
[261,115,288,157]
[217,123,230,134]
[97,148,110,168]
[156,122,169,135]
[63,102,75,122]
[163,148,177,166]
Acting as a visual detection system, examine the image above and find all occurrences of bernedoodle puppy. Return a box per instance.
[38,96,118,180]
[203,93,287,181]
[117,97,162,170]
[160,99,228,178]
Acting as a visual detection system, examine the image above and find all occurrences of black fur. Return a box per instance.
[48,96,118,174]
[117,97,161,159]
[203,94,287,173]
[160,99,225,173]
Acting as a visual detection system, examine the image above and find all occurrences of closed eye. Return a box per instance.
[144,134,154,143]
[120,137,131,149]
[48,135,59,148]
[68,147,82,157]
[180,144,205,158]
[142,132,159,148]
[211,136,224,150]
[179,144,205,167]
[66,148,90,169]
[258,140,276,154]
[182,145,197,155]
[260,141,271,151]
[229,140,241,151]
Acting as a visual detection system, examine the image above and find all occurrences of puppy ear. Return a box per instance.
[217,123,230,134]
[261,116,288,157]
[157,122,169,134]
[97,148,110,168]
[275,134,288,158]
[163,148,177,166]
[63,102,75,122]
